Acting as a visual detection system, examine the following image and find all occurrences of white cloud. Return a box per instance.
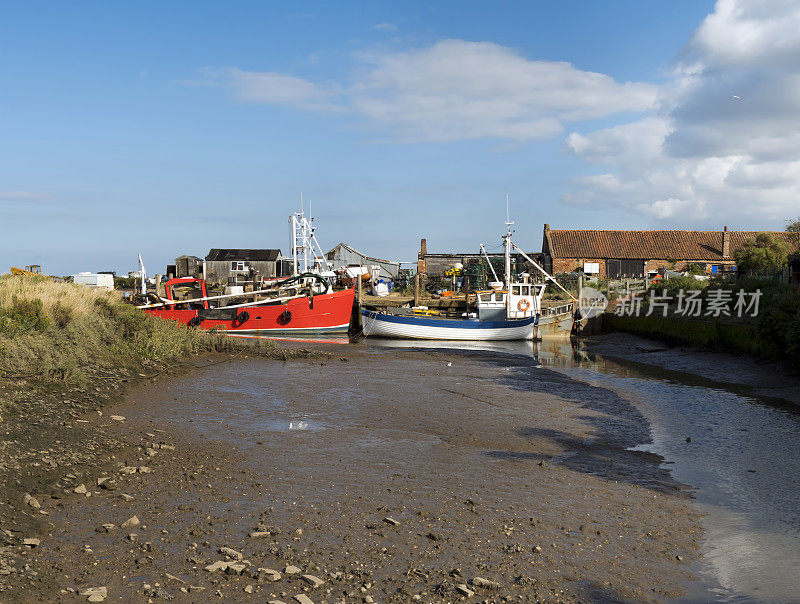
[203,68,339,111]
[199,39,656,142]
[565,0,800,226]
[374,22,398,32]
[350,40,657,142]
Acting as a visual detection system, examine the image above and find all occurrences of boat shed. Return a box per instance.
[203,249,282,284]
[174,255,203,278]
[326,243,400,279]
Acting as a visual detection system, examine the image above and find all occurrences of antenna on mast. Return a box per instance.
[502,194,513,288]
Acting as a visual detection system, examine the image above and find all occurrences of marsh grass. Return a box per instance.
[0,275,285,382]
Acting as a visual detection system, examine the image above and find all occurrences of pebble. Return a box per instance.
[301,574,325,589]
[383,517,401,526]
[471,577,501,589]
[79,586,107,602]
[249,531,271,538]
[121,516,140,528]
[23,538,40,548]
[456,584,475,597]
[284,564,302,575]
[268,601,287,604]
[244,584,254,593]
[219,546,243,560]
[96,524,116,533]
[23,493,41,510]
[204,561,228,572]
[293,595,315,604]
[119,494,135,502]
[226,563,246,575]
[258,568,282,581]
[74,484,88,494]
[110,415,126,421]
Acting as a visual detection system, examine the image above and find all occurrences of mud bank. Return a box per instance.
[4,343,702,603]
[583,332,800,406]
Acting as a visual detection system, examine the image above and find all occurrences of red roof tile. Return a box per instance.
[545,230,798,261]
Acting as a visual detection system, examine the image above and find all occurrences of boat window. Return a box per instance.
[512,286,520,295]
[521,286,530,296]
[479,293,492,302]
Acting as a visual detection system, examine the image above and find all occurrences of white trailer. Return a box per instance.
[73,272,114,290]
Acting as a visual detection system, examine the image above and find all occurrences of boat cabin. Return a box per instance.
[476,274,546,321]
[164,278,209,310]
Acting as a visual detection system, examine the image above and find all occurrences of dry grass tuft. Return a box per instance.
[0,275,291,383]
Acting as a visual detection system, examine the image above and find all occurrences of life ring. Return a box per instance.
[187,316,202,327]
[236,311,250,324]
[517,299,531,312]
[280,310,292,323]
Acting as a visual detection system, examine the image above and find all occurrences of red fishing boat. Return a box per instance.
[136,203,355,335]
[142,274,354,335]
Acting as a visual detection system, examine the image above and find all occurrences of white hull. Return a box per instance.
[362,310,535,341]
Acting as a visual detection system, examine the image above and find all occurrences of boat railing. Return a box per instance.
[541,302,574,317]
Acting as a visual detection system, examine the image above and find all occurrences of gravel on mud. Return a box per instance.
[2,343,702,603]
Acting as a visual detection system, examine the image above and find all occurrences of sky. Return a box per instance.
[2,0,799,275]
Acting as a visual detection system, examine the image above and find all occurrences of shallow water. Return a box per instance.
[365,337,800,602]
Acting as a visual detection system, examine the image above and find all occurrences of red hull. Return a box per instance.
[145,288,355,335]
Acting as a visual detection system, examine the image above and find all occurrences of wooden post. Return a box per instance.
[414,272,420,307]
[155,274,163,297]
[577,274,583,300]
[357,274,362,304]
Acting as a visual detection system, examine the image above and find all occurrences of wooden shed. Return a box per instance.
[203,249,282,285]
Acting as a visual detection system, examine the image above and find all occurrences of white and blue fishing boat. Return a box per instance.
[361,214,575,341]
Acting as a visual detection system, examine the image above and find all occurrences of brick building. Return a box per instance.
[541,225,797,279]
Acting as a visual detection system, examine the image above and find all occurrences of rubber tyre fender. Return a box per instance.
[187,316,202,328]
[281,310,292,323]
[236,311,250,324]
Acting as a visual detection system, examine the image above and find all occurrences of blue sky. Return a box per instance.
[5,0,799,275]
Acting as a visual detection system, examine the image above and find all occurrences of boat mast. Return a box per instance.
[289,195,333,276]
[137,253,147,295]
[502,194,513,288]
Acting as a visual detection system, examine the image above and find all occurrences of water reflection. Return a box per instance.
[552,347,800,603]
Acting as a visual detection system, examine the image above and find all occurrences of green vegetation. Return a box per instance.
[605,314,759,356]
[0,275,304,384]
[734,232,792,274]
[609,276,800,372]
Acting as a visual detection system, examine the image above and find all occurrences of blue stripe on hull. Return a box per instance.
[361,310,535,341]
[361,310,534,329]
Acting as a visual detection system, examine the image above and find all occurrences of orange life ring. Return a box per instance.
[517,299,530,311]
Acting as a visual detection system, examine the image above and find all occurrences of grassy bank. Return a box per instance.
[604,314,760,356]
[605,279,800,371]
[0,274,319,385]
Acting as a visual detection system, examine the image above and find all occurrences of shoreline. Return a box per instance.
[581,332,800,407]
[3,341,703,602]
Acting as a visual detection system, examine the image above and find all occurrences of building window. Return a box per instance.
[230,261,250,271]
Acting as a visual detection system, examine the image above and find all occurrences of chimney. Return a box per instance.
[722,226,730,259]
[418,238,427,275]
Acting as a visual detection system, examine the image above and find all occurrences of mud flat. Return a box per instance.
[3,344,701,602]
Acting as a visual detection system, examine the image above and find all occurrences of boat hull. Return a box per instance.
[536,310,574,338]
[362,309,535,341]
[145,288,354,335]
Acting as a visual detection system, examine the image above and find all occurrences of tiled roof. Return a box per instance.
[544,230,797,260]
